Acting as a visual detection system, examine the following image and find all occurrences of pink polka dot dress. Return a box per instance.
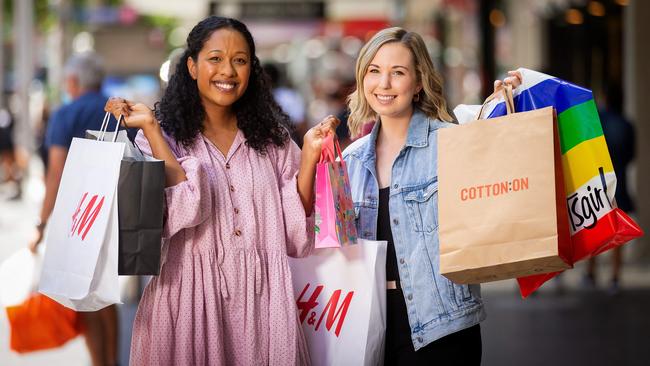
[130,130,313,365]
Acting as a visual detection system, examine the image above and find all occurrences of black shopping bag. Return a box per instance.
[86,121,164,275]
[117,157,164,275]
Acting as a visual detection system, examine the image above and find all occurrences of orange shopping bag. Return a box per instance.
[6,293,82,353]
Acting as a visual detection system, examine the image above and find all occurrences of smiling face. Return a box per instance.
[187,28,251,111]
[362,42,421,121]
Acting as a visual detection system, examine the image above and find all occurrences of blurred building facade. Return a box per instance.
[2,0,648,254]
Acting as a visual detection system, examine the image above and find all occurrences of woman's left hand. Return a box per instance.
[494,70,523,92]
[301,115,340,165]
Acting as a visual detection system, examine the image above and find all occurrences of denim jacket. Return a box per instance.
[342,109,486,350]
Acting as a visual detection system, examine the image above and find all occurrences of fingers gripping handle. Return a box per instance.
[475,84,515,120]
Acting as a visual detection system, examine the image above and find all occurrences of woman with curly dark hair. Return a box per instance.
[106,16,336,365]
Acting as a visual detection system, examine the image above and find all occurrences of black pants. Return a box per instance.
[384,290,482,366]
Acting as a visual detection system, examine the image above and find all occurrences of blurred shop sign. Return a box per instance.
[241,1,325,20]
[85,5,139,26]
[340,20,390,39]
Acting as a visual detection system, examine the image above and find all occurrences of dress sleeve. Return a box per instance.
[276,141,314,258]
[134,130,212,239]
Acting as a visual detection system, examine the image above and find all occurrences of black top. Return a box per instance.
[377,187,399,282]
[377,189,483,363]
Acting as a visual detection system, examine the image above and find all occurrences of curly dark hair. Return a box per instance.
[155,16,291,152]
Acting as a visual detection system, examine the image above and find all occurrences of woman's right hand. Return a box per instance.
[301,115,340,166]
[106,97,187,186]
[493,70,523,92]
[104,97,157,132]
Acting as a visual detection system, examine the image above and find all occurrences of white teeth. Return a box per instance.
[215,82,235,90]
[376,95,396,101]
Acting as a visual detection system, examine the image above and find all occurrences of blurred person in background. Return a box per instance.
[28,52,118,366]
[0,98,21,200]
[105,16,336,365]
[333,78,356,148]
[263,62,306,145]
[35,98,51,171]
[585,85,636,295]
[325,27,521,365]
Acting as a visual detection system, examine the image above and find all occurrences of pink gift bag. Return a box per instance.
[314,135,357,248]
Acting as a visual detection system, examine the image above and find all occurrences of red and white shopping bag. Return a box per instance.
[39,114,125,311]
[289,239,387,366]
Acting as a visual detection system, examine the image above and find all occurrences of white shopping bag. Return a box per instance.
[0,248,43,307]
[39,114,125,311]
[452,104,481,125]
[289,239,387,366]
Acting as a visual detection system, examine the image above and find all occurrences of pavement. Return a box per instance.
[1,157,649,365]
[481,287,650,366]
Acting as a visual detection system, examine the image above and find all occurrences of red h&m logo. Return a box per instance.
[296,283,354,337]
[70,192,105,241]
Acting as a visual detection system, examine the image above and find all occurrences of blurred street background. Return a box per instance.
[1,0,649,365]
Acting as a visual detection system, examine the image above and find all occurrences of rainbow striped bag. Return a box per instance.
[455,68,643,297]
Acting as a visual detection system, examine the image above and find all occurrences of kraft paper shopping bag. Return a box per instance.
[439,86,571,284]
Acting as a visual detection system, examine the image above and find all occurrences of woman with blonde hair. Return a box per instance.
[319,27,520,364]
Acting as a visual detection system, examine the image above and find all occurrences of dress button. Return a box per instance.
[393,184,398,189]
[407,294,413,301]
[234,229,242,236]
[234,208,239,214]
[417,337,423,343]
[230,185,235,192]
[393,218,399,225]
[399,258,405,264]
[225,163,230,169]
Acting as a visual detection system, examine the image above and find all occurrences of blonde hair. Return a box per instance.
[347,27,454,138]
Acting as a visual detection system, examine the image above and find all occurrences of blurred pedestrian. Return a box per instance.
[585,85,636,295]
[105,16,335,365]
[323,27,521,365]
[263,62,306,145]
[0,100,21,200]
[332,78,355,149]
[35,97,51,171]
[28,52,118,366]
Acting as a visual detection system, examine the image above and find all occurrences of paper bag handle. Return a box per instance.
[97,112,145,155]
[98,112,122,143]
[475,84,515,120]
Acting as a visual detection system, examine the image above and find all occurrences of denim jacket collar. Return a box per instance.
[356,108,430,164]
[403,109,430,148]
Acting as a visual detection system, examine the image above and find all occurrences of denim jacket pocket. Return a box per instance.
[402,180,439,233]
